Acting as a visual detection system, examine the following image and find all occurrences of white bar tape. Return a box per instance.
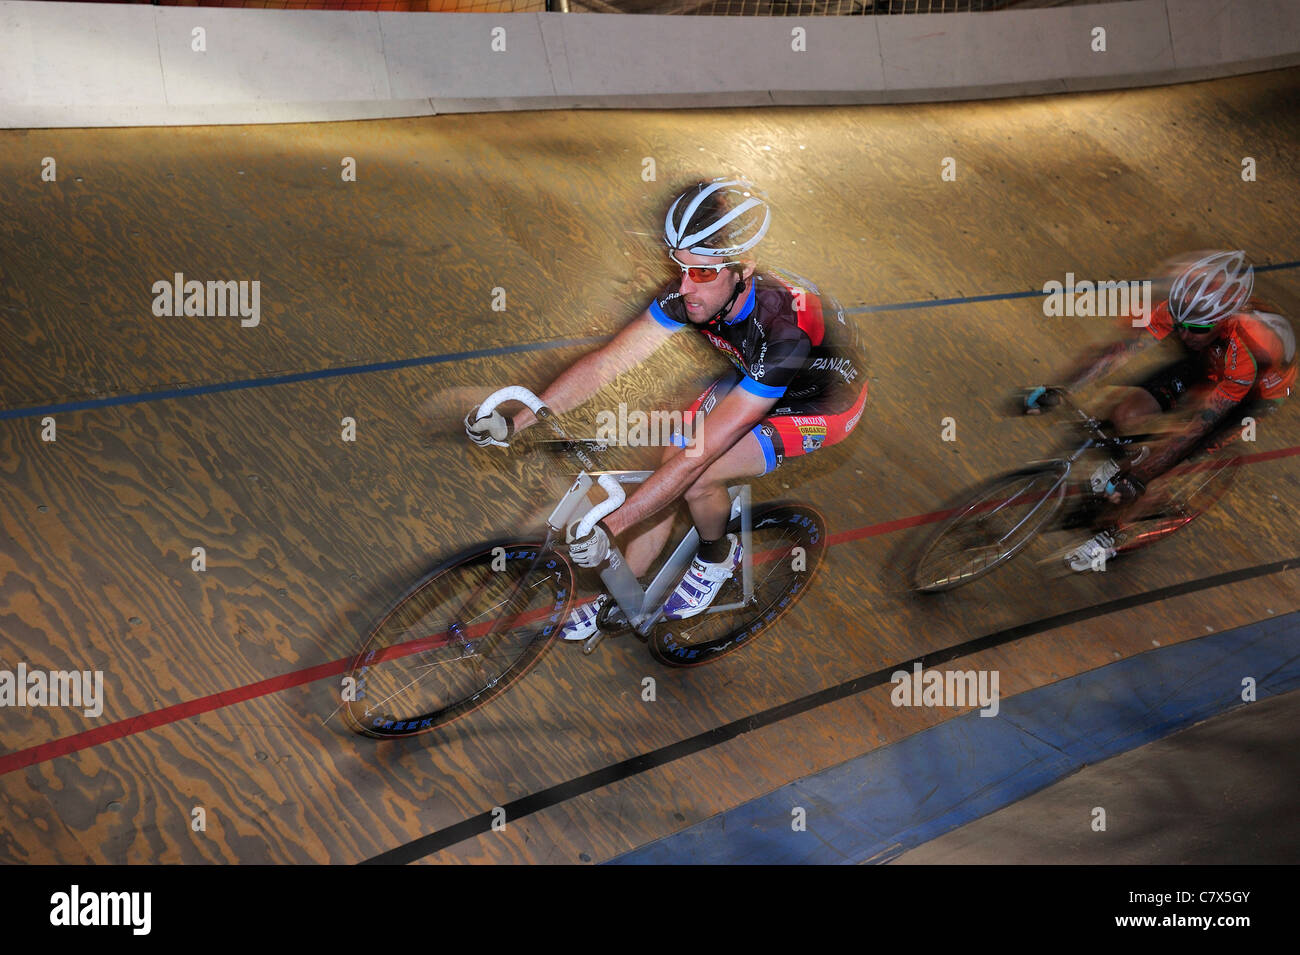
[475,385,544,419]
[576,475,625,539]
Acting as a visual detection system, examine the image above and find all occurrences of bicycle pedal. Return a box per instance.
[595,601,630,633]
[581,630,606,655]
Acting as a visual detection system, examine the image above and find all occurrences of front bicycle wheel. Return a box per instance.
[342,540,574,739]
[911,464,1069,593]
[1113,453,1239,556]
[649,503,827,668]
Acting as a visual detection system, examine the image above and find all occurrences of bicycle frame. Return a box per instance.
[546,472,753,652]
[989,395,1179,558]
[474,385,755,655]
[1019,392,1155,496]
[999,403,1147,542]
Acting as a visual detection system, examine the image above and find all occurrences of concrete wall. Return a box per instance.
[2,0,1298,127]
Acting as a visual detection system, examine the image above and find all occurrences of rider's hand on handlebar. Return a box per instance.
[464,407,514,448]
[1023,386,1065,416]
[566,521,612,569]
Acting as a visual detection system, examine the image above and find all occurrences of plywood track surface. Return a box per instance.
[1,68,1297,863]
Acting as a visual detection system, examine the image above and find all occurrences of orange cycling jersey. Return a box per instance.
[1143,298,1298,403]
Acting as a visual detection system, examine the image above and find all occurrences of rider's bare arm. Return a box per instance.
[601,386,776,538]
[1061,330,1157,392]
[511,311,676,432]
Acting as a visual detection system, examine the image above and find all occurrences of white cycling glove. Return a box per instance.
[464,407,512,448]
[567,521,612,569]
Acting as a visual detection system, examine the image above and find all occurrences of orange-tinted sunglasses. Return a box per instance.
[669,251,741,284]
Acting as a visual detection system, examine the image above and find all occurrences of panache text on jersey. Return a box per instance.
[808,356,859,384]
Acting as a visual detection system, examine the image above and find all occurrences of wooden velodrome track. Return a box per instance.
[2,67,1298,865]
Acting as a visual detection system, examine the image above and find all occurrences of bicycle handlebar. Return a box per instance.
[574,479,625,538]
[474,385,626,538]
[1035,387,1157,459]
[1042,389,1113,439]
[475,385,546,418]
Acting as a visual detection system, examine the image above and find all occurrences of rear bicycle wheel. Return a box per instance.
[649,503,826,668]
[1113,453,1239,556]
[342,540,574,739]
[911,464,1069,593]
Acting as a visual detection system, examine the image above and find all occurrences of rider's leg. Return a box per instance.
[561,432,765,637]
[1068,391,1239,573]
[620,373,744,574]
[621,431,767,573]
[1071,399,1236,573]
[683,430,768,540]
[659,430,769,620]
[1070,390,1164,570]
[1086,388,1164,494]
[621,511,679,577]
[621,443,687,577]
[1110,388,1162,430]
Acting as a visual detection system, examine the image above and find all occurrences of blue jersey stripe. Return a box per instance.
[723,283,757,325]
[751,424,777,474]
[738,376,786,398]
[650,300,685,329]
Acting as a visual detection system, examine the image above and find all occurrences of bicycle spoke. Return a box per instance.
[913,467,1066,591]
[344,542,571,737]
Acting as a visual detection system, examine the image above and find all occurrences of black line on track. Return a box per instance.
[360,554,1300,865]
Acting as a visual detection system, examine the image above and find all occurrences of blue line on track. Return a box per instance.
[844,258,1300,314]
[4,260,1297,420]
[0,336,610,422]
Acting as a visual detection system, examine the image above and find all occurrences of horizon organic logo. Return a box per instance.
[594,403,703,458]
[151,272,260,327]
[1042,273,1153,328]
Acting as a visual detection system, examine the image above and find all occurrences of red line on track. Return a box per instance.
[3,442,1297,776]
[0,659,349,776]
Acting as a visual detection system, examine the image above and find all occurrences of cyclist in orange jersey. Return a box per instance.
[1024,250,1295,570]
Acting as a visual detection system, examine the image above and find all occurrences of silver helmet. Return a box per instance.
[664,179,770,257]
[1168,250,1254,328]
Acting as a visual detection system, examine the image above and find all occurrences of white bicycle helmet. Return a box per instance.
[1167,250,1254,329]
[664,178,770,257]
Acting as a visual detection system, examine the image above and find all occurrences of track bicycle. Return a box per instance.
[342,386,827,739]
[910,389,1240,593]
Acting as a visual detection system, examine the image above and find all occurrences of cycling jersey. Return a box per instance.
[1143,298,1297,403]
[651,269,869,474]
[648,269,867,408]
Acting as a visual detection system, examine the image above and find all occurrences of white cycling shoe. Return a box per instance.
[661,534,743,620]
[559,594,608,642]
[1088,458,1123,494]
[1065,530,1118,572]
[1088,446,1149,494]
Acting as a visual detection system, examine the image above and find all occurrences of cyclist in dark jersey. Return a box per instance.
[649,264,868,473]
[465,179,868,640]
